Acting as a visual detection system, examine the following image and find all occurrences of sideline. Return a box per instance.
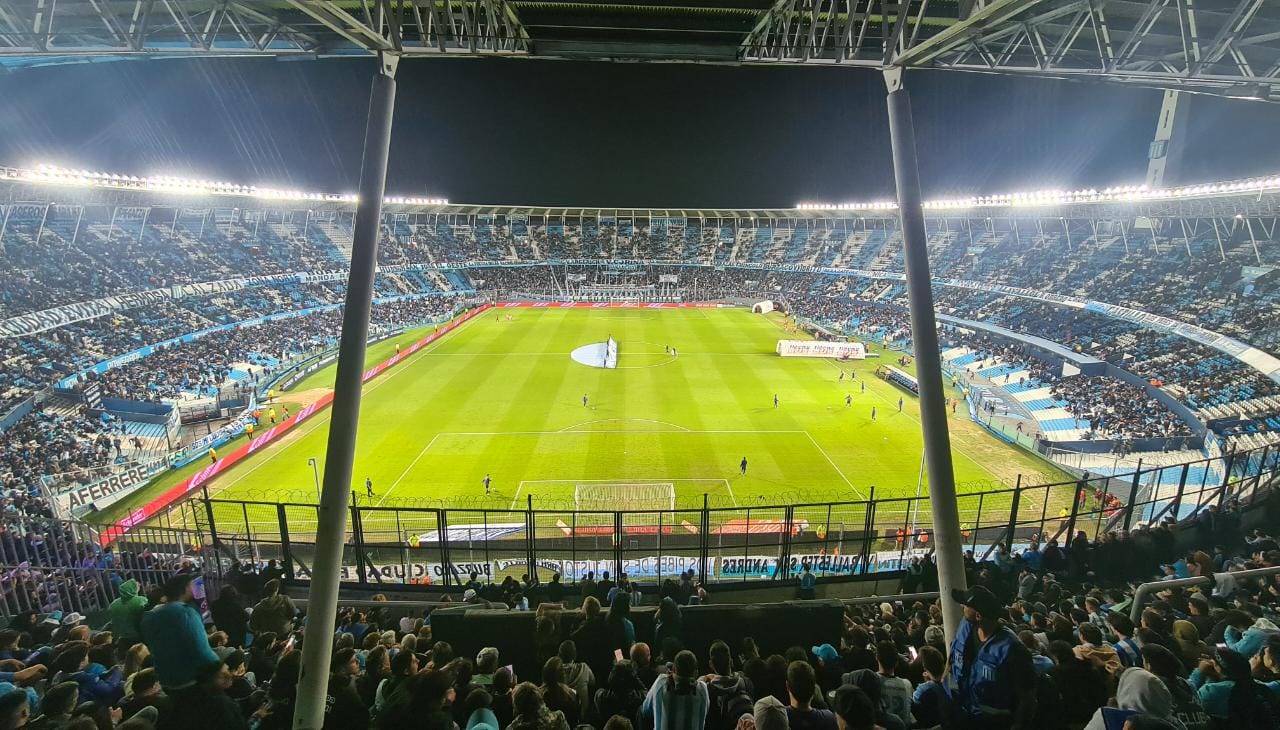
[99,304,493,544]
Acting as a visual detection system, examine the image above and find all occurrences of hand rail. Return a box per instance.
[291,597,506,610]
[843,591,939,607]
[1129,564,1280,623]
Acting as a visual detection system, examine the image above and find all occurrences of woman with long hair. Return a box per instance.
[593,660,646,728]
[653,598,683,657]
[358,645,391,709]
[539,657,579,727]
[122,643,150,683]
[606,592,636,655]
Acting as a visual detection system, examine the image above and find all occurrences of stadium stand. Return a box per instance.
[0,474,1275,729]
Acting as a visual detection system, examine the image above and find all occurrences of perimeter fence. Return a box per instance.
[122,442,1280,591]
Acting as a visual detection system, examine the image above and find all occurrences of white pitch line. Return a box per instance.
[558,418,691,432]
[509,482,525,511]
[435,429,808,436]
[813,347,1007,480]
[721,477,739,507]
[205,314,483,503]
[520,477,728,484]
[374,432,442,507]
[804,430,867,500]
[209,415,331,494]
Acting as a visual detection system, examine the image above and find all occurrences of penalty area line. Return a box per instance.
[804,430,866,500]
[374,432,442,507]
[510,482,525,511]
[721,477,738,507]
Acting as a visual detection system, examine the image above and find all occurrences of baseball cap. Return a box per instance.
[753,696,788,730]
[951,585,1002,618]
[811,643,840,663]
[463,589,477,602]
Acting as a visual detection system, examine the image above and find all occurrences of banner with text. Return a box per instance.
[776,340,866,359]
[52,457,169,515]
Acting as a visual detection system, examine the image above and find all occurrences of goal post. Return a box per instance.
[574,482,675,512]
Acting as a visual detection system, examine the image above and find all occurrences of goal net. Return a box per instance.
[574,482,675,512]
[604,336,619,369]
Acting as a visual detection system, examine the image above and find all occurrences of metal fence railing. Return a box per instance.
[1128,565,1280,624]
[97,441,1277,592]
[3,442,1273,619]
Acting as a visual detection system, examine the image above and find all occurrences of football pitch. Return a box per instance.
[104,306,1071,537]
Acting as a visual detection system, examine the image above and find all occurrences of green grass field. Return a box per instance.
[99,307,1072,540]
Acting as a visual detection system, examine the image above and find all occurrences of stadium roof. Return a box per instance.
[0,1,1278,101]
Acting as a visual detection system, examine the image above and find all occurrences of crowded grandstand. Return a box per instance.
[3,0,1280,727]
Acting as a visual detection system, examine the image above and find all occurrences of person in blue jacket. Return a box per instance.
[1190,648,1280,724]
[141,573,220,691]
[946,585,1038,730]
[1221,609,1279,660]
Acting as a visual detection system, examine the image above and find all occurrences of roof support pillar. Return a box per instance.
[293,51,399,730]
[883,66,967,644]
[1146,89,1189,188]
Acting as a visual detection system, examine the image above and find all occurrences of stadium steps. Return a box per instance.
[1011,387,1057,403]
[42,395,86,418]
[124,421,171,455]
[976,362,1020,379]
[315,220,354,259]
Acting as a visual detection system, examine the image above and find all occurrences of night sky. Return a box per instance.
[2,57,1279,208]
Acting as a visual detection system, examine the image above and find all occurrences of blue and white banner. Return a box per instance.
[55,306,342,389]
[0,269,350,338]
[9,259,1279,384]
[51,457,169,515]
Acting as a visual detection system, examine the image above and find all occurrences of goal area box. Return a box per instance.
[575,482,675,512]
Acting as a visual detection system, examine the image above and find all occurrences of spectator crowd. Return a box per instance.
[0,491,1274,730]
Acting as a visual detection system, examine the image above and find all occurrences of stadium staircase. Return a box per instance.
[313,219,354,260]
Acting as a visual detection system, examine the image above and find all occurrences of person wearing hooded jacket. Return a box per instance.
[250,579,296,637]
[702,640,754,730]
[108,579,148,650]
[1221,610,1279,660]
[556,640,594,721]
[49,641,124,706]
[1083,667,1187,730]
[1189,648,1280,725]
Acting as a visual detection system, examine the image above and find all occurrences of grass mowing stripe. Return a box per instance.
[112,307,1073,536]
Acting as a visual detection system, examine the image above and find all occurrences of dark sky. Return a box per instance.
[1,57,1279,208]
